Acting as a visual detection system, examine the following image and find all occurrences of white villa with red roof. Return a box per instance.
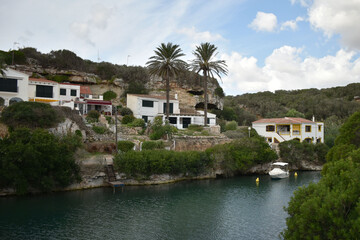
[252,117,324,144]
[127,93,217,129]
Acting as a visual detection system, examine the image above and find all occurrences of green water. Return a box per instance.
[0,172,320,240]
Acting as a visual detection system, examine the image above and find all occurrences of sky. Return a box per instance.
[1,0,360,96]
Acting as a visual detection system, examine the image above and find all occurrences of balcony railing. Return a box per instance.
[292,130,300,135]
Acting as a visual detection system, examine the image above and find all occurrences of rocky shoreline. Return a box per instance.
[0,158,322,197]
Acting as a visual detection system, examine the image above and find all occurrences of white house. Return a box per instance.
[126,93,216,129]
[0,68,29,106]
[252,117,324,144]
[59,83,80,109]
[28,78,60,106]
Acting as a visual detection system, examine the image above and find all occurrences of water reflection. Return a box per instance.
[0,172,320,240]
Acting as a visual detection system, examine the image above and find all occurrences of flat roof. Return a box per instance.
[128,94,176,101]
[29,78,57,84]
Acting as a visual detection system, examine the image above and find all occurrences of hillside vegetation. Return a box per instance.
[0,48,220,90]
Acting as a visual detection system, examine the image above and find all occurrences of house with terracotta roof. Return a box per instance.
[127,93,216,129]
[0,68,29,106]
[76,86,112,115]
[252,117,324,144]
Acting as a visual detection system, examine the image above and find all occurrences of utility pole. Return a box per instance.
[127,55,131,66]
[12,42,19,65]
[115,106,118,153]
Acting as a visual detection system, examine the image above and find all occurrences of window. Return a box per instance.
[0,78,17,92]
[36,85,53,98]
[207,118,210,124]
[60,88,66,95]
[163,103,173,114]
[71,89,77,96]
[169,117,177,124]
[318,125,322,132]
[305,125,311,132]
[266,125,275,132]
[142,100,154,107]
[142,116,148,122]
[267,137,272,143]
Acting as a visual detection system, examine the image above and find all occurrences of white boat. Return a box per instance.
[269,162,289,179]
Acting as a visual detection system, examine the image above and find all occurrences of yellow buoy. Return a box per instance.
[256,177,259,182]
[294,172,298,177]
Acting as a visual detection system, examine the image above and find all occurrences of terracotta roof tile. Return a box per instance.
[253,117,314,124]
[80,86,92,95]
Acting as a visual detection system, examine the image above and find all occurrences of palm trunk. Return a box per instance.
[166,72,170,121]
[204,70,208,126]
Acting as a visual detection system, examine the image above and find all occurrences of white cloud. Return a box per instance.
[222,46,360,95]
[249,12,278,32]
[308,0,360,50]
[280,17,304,31]
[290,0,312,7]
[178,26,224,43]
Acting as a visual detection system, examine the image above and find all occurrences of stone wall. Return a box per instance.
[173,135,232,151]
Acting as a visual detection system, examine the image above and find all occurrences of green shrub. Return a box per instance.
[206,136,277,175]
[225,121,238,131]
[279,140,329,165]
[105,116,114,124]
[187,124,204,132]
[122,115,135,124]
[92,125,107,134]
[75,129,82,137]
[214,87,225,98]
[103,90,117,101]
[150,116,177,140]
[120,107,133,116]
[142,141,164,150]
[0,128,81,194]
[87,110,100,122]
[114,150,210,177]
[117,141,135,152]
[223,130,246,139]
[0,101,61,129]
[129,118,145,128]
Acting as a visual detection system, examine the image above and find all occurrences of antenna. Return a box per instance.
[97,49,101,62]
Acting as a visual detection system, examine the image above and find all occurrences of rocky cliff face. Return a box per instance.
[12,65,223,110]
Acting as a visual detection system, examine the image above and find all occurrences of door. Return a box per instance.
[182,118,191,128]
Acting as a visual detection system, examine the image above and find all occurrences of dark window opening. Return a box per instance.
[305,125,311,132]
[182,118,191,128]
[163,103,173,114]
[142,116,148,122]
[142,100,154,107]
[0,78,17,92]
[60,88,66,95]
[169,117,177,124]
[36,85,53,98]
[207,118,210,124]
[266,125,275,132]
[71,89,77,96]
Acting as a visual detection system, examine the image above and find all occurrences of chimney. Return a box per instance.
[175,93,178,100]
[312,115,315,122]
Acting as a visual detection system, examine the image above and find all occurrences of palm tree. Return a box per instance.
[191,42,228,126]
[146,43,187,120]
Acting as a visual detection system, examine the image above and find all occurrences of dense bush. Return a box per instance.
[103,90,117,101]
[206,136,277,175]
[86,110,100,122]
[128,118,145,128]
[279,140,329,165]
[214,87,225,98]
[142,141,164,150]
[282,111,360,239]
[114,150,210,177]
[122,115,135,124]
[0,102,61,129]
[0,128,81,194]
[149,116,177,140]
[225,121,238,131]
[120,107,133,116]
[92,125,107,134]
[117,141,135,152]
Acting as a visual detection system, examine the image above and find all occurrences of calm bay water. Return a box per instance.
[0,172,320,240]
